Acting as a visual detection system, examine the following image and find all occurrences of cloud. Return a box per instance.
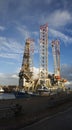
[40,10,71,27]
[16,25,30,39]
[16,24,39,54]
[0,0,35,23]
[49,10,71,26]
[0,73,6,78]
[45,0,53,4]
[32,67,52,80]
[11,74,18,79]
[16,25,39,39]
[0,36,23,59]
[64,81,72,89]
[0,73,19,86]
[33,67,39,74]
[1,64,72,86]
[0,0,72,28]
[0,37,23,53]
[49,28,72,45]
[0,25,5,31]
[61,64,72,81]
[0,0,9,14]
[0,53,19,59]
[65,28,72,35]
[0,0,72,33]
[0,67,38,85]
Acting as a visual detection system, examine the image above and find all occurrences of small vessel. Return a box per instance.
[37,86,50,96]
[0,87,4,93]
[37,86,49,92]
[27,91,40,97]
[14,90,31,98]
[14,88,40,98]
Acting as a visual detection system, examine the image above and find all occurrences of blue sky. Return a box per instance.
[0,0,72,85]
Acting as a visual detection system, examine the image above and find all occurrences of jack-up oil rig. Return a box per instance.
[19,24,66,93]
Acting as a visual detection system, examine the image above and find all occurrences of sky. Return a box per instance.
[0,0,72,86]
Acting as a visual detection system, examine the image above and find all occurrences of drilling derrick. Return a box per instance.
[52,40,60,79]
[39,23,48,85]
[19,38,34,88]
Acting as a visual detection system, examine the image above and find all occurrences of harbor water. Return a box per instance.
[0,93,15,99]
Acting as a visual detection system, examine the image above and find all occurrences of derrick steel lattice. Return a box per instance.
[39,23,48,83]
[52,40,60,78]
[19,38,34,87]
[22,38,34,74]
